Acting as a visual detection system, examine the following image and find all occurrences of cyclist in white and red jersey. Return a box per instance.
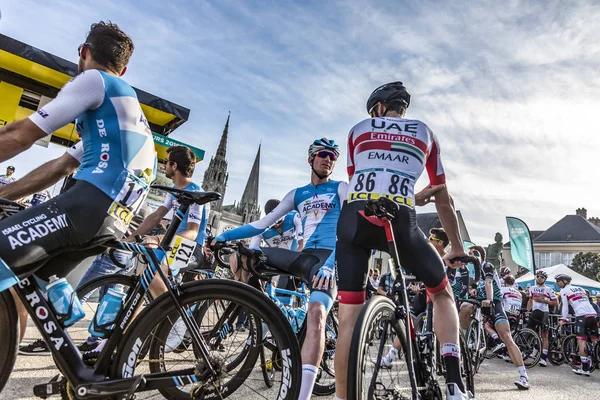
[556,273,598,376]
[501,275,522,330]
[332,82,470,400]
[527,270,558,366]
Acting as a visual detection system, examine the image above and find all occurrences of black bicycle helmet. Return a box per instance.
[366,81,411,113]
[264,199,280,215]
[555,273,572,283]
[504,274,515,285]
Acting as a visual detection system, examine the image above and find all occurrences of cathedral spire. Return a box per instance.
[216,112,230,159]
[239,144,261,212]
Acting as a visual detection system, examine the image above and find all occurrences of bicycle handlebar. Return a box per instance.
[210,238,272,281]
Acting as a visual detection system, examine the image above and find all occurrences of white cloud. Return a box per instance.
[2,0,600,249]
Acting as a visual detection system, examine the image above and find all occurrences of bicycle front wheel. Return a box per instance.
[0,289,19,393]
[563,334,597,373]
[348,296,420,400]
[465,320,485,373]
[548,337,565,366]
[113,280,301,400]
[513,328,542,368]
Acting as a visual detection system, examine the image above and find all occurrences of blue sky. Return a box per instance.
[1,0,599,246]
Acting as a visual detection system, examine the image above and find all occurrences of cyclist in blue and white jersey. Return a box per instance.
[128,146,211,284]
[248,200,304,251]
[0,22,156,341]
[214,138,346,400]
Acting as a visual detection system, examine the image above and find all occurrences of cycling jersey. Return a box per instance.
[476,262,503,302]
[30,190,51,207]
[501,286,522,317]
[161,182,210,245]
[447,266,469,300]
[29,70,156,209]
[335,116,448,305]
[378,273,395,295]
[346,116,445,209]
[249,211,303,250]
[528,284,557,313]
[216,180,346,250]
[560,284,597,319]
[0,175,16,187]
[0,70,156,292]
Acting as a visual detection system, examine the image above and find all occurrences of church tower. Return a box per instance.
[202,113,230,212]
[235,144,261,223]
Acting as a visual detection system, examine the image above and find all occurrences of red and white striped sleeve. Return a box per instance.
[425,129,446,185]
[347,129,356,178]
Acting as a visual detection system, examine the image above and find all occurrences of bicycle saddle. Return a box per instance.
[364,197,399,220]
[152,185,221,205]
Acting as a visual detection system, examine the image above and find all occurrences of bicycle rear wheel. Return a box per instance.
[513,328,542,368]
[348,296,421,400]
[0,289,19,393]
[113,280,301,400]
[563,334,597,373]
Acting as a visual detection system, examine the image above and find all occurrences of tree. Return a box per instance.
[570,252,600,281]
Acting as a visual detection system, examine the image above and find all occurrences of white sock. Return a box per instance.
[299,364,318,400]
[386,346,398,359]
[335,397,346,400]
[517,365,527,378]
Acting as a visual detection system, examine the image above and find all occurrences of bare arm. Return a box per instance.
[129,206,169,238]
[0,152,79,200]
[434,185,463,250]
[178,221,199,242]
[0,119,47,163]
[485,278,494,302]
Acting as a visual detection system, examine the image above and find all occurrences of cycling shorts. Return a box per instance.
[575,315,599,341]
[527,309,549,333]
[0,180,123,283]
[483,300,508,326]
[335,200,448,305]
[261,247,335,311]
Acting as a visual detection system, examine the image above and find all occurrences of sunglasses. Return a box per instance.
[78,42,92,56]
[316,151,337,161]
[368,103,379,118]
[429,236,443,243]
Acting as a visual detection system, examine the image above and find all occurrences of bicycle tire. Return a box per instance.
[347,296,422,400]
[562,334,597,373]
[548,337,565,366]
[465,320,484,373]
[297,308,338,396]
[513,328,542,368]
[459,333,475,396]
[112,280,301,400]
[260,328,275,388]
[0,290,19,393]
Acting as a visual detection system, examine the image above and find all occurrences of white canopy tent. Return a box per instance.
[516,264,600,295]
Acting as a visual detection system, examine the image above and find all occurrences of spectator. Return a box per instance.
[0,165,16,187]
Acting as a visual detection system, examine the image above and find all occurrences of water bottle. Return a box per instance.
[88,288,126,337]
[287,307,298,333]
[46,275,85,327]
[295,307,307,329]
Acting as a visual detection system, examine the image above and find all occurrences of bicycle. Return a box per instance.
[562,320,600,373]
[346,197,476,400]
[213,241,339,396]
[0,186,302,400]
[480,308,541,368]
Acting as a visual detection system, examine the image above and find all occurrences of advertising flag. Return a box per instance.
[506,217,536,272]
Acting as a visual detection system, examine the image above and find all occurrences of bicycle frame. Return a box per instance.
[12,197,217,397]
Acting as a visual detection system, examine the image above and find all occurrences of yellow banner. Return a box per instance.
[347,191,414,208]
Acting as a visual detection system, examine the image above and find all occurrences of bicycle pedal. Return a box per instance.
[33,374,64,399]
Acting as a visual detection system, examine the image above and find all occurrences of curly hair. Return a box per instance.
[85,21,134,73]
